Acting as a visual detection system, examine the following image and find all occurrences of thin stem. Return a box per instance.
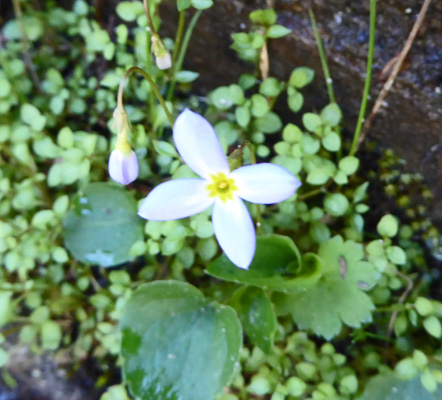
[117,66,174,127]
[172,11,186,66]
[309,8,343,159]
[12,0,41,90]
[308,9,335,103]
[349,0,376,156]
[356,0,432,151]
[166,10,202,101]
[387,267,414,339]
[143,0,158,35]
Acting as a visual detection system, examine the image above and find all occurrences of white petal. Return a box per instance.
[212,196,255,269]
[109,149,139,185]
[173,109,229,179]
[138,179,214,221]
[231,163,302,204]
[156,53,172,70]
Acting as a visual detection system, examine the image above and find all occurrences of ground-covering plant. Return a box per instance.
[1,1,442,399]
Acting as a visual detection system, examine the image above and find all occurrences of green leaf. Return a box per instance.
[251,94,270,117]
[254,112,282,133]
[120,281,242,400]
[423,316,442,338]
[320,103,342,127]
[353,182,369,203]
[377,214,399,238]
[289,67,315,88]
[386,246,406,265]
[415,297,434,316]
[259,77,283,97]
[322,132,341,152]
[63,183,143,267]
[362,371,442,400]
[302,113,322,132]
[235,105,251,128]
[207,235,322,292]
[339,156,360,175]
[153,140,179,158]
[306,169,329,185]
[40,320,62,350]
[324,193,350,217]
[20,103,46,131]
[191,0,213,9]
[230,287,276,353]
[239,74,257,90]
[210,87,234,110]
[116,1,145,21]
[177,0,191,11]
[249,9,277,26]
[175,70,200,83]
[266,25,291,38]
[288,92,304,112]
[277,236,379,339]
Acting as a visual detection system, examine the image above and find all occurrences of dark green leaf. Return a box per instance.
[121,281,242,400]
[231,287,276,353]
[361,371,442,400]
[63,183,143,267]
[207,235,322,292]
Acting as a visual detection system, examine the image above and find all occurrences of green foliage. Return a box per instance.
[120,281,242,400]
[276,236,379,339]
[63,183,143,267]
[1,2,442,400]
[207,235,322,291]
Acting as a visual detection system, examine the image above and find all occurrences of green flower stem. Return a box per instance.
[349,0,376,156]
[172,10,186,66]
[166,10,202,101]
[118,66,174,127]
[309,8,343,159]
[308,9,335,104]
[143,0,158,35]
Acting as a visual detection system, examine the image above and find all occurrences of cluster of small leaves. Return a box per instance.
[231,8,291,63]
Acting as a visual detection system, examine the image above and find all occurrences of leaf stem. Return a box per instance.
[166,10,202,101]
[349,0,376,156]
[118,66,174,127]
[172,10,186,66]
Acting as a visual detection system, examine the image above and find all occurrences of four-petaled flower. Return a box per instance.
[138,109,301,269]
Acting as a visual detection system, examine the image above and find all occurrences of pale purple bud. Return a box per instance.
[108,149,139,185]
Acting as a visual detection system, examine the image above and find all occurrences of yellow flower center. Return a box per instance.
[206,172,238,202]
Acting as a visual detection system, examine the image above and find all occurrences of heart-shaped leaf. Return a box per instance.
[120,281,242,400]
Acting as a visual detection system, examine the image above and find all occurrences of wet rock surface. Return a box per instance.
[0,342,101,400]
[159,0,442,226]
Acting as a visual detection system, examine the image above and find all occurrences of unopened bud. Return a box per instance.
[151,34,172,70]
[108,148,139,185]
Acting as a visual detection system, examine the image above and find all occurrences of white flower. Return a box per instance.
[109,148,139,185]
[138,109,301,269]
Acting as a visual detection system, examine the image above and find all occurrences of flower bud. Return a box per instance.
[108,148,139,185]
[151,34,172,70]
